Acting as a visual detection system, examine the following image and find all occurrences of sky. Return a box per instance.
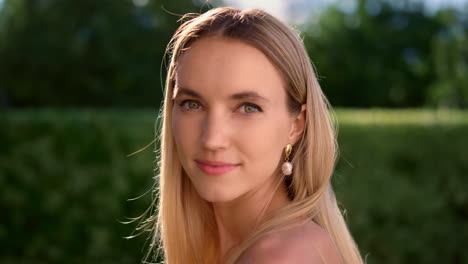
[225,0,468,23]
[225,0,289,21]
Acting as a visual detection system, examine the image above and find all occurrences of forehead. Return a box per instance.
[174,36,286,101]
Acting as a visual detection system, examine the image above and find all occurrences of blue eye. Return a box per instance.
[241,103,262,114]
[180,100,202,111]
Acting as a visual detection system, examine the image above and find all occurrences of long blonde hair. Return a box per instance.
[135,7,363,264]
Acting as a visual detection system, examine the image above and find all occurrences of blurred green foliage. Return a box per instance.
[0,109,158,264]
[0,0,467,109]
[1,109,467,263]
[0,0,217,108]
[334,110,468,263]
[301,0,468,108]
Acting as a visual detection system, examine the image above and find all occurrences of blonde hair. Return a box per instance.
[135,7,363,264]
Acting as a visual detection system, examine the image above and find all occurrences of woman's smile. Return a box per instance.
[195,159,240,176]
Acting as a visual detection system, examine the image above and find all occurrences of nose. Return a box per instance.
[201,111,229,151]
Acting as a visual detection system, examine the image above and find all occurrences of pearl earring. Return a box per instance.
[281,144,293,176]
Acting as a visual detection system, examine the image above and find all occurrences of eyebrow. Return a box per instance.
[173,87,270,103]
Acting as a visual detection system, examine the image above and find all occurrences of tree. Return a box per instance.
[0,0,218,108]
[301,0,467,108]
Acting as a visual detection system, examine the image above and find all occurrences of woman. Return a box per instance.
[137,6,363,264]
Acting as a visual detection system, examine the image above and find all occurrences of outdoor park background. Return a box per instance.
[1,0,467,263]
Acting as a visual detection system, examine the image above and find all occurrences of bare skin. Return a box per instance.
[236,220,343,264]
[171,35,340,263]
[214,177,291,259]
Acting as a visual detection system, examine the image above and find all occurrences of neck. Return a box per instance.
[212,176,290,259]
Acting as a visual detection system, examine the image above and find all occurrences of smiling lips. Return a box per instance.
[195,160,239,175]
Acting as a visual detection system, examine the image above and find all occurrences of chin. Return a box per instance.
[193,184,242,203]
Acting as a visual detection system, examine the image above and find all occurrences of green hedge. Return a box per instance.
[0,109,157,264]
[335,109,468,263]
[1,109,467,264]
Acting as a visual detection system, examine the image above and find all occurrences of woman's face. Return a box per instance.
[171,36,304,203]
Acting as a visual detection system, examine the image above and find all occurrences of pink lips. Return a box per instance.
[195,160,239,176]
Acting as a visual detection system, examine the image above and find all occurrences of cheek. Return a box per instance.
[237,111,290,144]
[171,110,200,157]
[234,114,290,168]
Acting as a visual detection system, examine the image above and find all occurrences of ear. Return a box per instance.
[288,104,306,145]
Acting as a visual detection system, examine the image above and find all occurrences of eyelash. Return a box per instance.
[178,100,263,114]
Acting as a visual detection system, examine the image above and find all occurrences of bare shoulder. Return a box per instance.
[237,221,342,264]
